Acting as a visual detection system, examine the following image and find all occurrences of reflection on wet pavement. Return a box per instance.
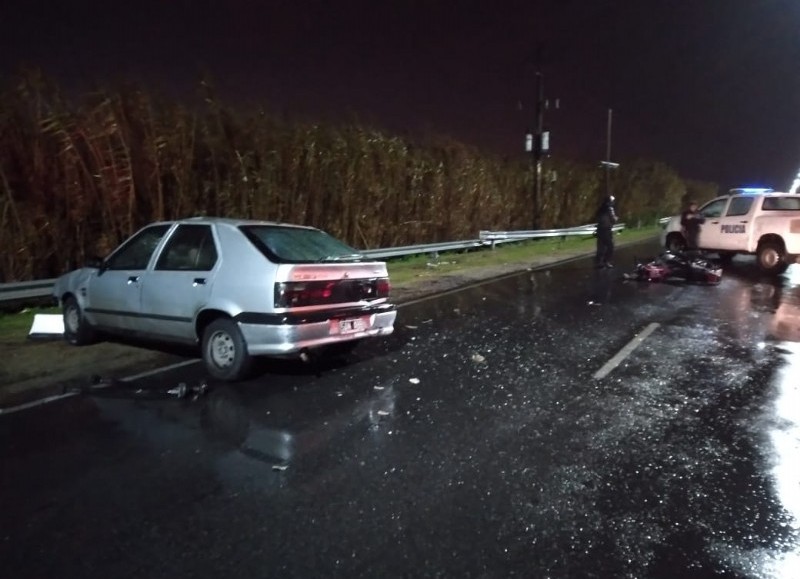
[6,244,800,578]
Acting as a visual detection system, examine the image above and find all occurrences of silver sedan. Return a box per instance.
[53,217,396,381]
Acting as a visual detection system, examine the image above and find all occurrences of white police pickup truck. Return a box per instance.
[660,189,800,275]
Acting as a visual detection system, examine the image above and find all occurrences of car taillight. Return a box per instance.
[275,277,391,308]
[275,281,336,308]
[376,277,390,298]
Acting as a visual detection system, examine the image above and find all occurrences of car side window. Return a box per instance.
[700,199,727,219]
[155,224,218,271]
[763,197,800,211]
[106,225,171,271]
[725,197,753,217]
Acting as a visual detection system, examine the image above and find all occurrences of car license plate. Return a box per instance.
[333,317,367,335]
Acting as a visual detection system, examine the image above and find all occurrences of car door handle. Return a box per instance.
[739,220,748,223]
[127,275,140,284]
[193,278,206,286]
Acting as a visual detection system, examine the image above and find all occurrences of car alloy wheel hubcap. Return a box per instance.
[210,331,235,368]
[66,308,79,333]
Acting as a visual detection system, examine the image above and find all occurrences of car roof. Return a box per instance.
[151,216,319,231]
[724,191,791,198]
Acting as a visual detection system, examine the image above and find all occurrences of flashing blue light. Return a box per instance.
[729,187,774,195]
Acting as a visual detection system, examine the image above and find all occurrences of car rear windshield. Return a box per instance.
[240,225,364,263]
[762,197,800,211]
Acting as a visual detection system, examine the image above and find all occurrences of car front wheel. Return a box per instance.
[202,318,254,381]
[63,296,97,345]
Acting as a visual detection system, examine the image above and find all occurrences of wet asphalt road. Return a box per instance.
[2,240,800,578]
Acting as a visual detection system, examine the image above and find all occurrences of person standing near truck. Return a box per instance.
[595,195,618,268]
[680,200,705,250]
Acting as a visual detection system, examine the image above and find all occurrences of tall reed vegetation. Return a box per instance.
[0,71,714,281]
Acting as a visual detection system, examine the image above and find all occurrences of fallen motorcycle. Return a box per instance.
[623,250,722,284]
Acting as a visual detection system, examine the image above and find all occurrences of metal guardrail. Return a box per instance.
[360,239,487,260]
[0,279,60,305]
[480,223,625,245]
[0,222,626,305]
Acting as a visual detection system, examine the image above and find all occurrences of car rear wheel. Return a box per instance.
[756,242,788,275]
[63,296,97,345]
[202,318,254,381]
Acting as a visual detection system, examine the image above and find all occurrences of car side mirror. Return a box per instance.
[86,256,105,270]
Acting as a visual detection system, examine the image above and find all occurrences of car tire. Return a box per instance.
[63,296,97,346]
[756,242,788,275]
[202,318,254,382]
[665,233,686,253]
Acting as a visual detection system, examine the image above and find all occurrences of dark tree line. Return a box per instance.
[0,70,718,281]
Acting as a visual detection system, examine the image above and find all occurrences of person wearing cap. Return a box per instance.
[595,195,618,268]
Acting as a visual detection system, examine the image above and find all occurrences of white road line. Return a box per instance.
[120,359,200,382]
[0,358,201,416]
[0,391,79,416]
[593,322,661,380]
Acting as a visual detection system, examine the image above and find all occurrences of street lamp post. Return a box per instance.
[600,108,619,196]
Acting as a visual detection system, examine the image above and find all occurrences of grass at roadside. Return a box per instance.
[386,224,660,284]
[0,306,60,345]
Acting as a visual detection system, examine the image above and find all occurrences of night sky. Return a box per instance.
[2,0,799,190]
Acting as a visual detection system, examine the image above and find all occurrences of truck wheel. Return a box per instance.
[202,318,254,381]
[665,233,686,253]
[63,296,97,345]
[756,242,788,275]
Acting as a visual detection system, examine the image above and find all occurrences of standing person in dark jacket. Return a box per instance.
[680,200,705,251]
[595,195,618,268]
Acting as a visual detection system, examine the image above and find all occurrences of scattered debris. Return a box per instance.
[166,381,210,400]
[405,325,418,330]
[374,385,385,391]
[272,464,289,471]
[409,377,420,384]
[471,353,486,363]
[72,375,211,401]
[65,375,125,394]
[426,260,457,268]
[167,383,189,398]
[377,410,390,416]
[27,313,65,339]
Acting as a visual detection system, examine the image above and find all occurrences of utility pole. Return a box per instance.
[534,71,544,229]
[600,108,619,197]
[526,70,552,229]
